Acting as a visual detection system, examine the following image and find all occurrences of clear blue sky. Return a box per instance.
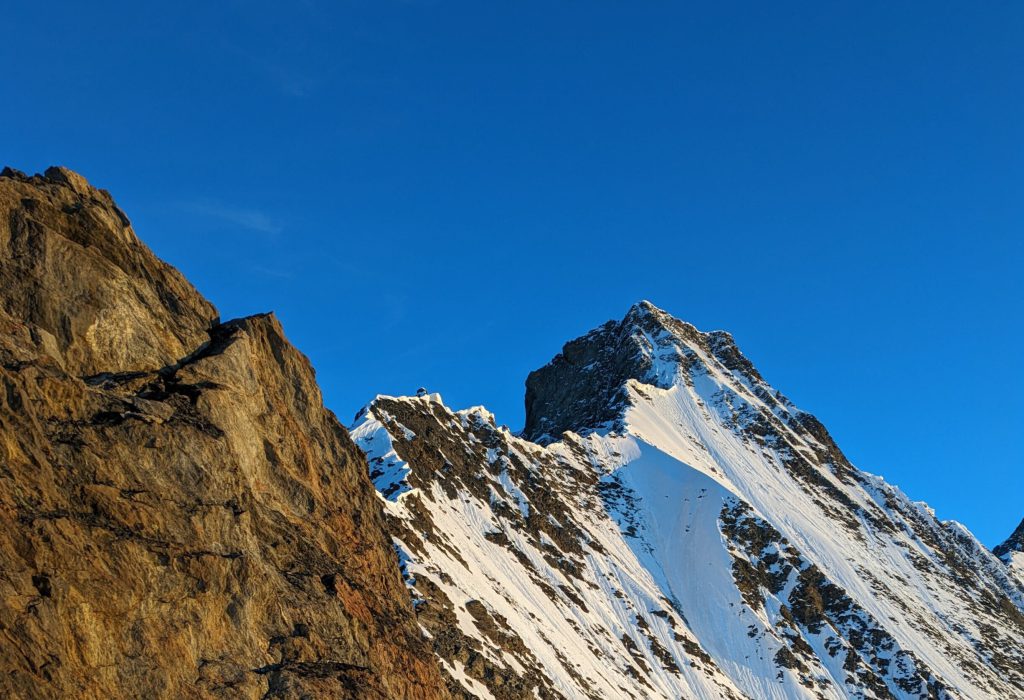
[4,2,1021,546]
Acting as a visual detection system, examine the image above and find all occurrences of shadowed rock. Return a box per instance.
[996,519,1024,561]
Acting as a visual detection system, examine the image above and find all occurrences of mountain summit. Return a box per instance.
[524,300,761,442]
[356,303,1024,699]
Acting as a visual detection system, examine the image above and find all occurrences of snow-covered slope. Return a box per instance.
[352,301,1024,700]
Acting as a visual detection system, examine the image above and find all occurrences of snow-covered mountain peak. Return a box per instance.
[524,302,769,444]
[353,304,1024,699]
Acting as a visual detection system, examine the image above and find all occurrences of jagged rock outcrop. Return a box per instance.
[995,519,1024,558]
[355,302,1024,699]
[0,168,449,699]
[0,166,218,377]
[523,301,754,443]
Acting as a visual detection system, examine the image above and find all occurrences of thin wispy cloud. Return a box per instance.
[226,44,318,98]
[182,199,282,235]
[247,263,294,280]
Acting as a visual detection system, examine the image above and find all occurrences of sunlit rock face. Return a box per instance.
[0,168,450,700]
[357,301,1024,700]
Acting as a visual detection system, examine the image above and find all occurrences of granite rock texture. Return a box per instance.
[0,167,449,699]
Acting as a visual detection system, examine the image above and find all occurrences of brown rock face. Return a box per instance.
[0,168,449,699]
[0,166,218,377]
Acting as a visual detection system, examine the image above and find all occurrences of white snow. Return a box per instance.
[350,309,1024,700]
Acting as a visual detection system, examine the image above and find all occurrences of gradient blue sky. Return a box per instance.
[4,2,1021,546]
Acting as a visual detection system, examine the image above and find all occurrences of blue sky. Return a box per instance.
[4,2,1021,546]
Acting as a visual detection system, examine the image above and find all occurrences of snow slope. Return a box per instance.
[352,302,1024,699]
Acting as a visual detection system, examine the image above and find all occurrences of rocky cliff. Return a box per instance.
[0,167,449,699]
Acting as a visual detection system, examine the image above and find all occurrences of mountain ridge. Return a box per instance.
[357,302,1024,699]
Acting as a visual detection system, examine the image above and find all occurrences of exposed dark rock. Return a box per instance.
[523,301,696,441]
[995,518,1024,561]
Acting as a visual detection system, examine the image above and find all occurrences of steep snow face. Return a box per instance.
[599,306,1024,699]
[354,302,1024,700]
[351,395,749,700]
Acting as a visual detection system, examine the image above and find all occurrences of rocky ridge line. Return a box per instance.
[358,301,1024,699]
[0,167,449,699]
